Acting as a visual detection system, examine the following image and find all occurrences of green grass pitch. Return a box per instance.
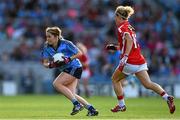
[0,95,179,120]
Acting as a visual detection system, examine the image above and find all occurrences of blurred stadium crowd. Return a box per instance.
[0,0,179,94]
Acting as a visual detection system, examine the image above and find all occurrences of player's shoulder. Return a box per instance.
[118,22,135,32]
[60,38,73,45]
[127,24,135,32]
[120,23,129,30]
[118,24,127,33]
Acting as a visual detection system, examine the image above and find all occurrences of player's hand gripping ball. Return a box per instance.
[53,53,64,62]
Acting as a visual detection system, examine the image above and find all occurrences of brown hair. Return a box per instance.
[46,26,62,39]
[115,6,134,20]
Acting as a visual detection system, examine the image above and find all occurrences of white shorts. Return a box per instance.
[81,69,91,79]
[120,63,148,75]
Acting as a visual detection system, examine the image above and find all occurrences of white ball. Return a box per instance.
[53,53,64,62]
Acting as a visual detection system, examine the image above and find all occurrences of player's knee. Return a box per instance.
[111,76,118,83]
[53,80,61,89]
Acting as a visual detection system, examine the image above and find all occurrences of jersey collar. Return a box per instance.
[48,39,61,51]
[118,20,129,28]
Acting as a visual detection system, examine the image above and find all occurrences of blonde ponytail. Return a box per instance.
[115,6,134,20]
[124,6,134,17]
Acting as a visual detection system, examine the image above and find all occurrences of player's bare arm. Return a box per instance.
[71,49,82,60]
[124,33,133,56]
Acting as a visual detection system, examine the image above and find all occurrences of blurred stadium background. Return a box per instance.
[0,0,179,98]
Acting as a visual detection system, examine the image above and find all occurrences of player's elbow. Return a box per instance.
[78,50,83,57]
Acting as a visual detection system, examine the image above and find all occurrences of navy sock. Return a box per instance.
[71,99,79,106]
[86,105,95,111]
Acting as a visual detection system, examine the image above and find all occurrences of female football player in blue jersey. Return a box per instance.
[41,26,98,116]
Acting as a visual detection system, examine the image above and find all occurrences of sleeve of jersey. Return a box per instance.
[123,27,132,39]
[118,26,131,38]
[66,41,78,54]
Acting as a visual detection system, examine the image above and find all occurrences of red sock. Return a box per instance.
[117,95,125,107]
[160,91,168,101]
[160,91,166,96]
[117,95,124,100]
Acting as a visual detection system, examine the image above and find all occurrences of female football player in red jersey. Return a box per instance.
[77,42,91,98]
[106,6,175,114]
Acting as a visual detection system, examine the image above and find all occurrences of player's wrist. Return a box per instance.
[62,56,72,64]
[48,61,55,68]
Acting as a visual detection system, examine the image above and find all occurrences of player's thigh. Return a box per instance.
[135,70,151,85]
[112,68,126,82]
[54,72,75,86]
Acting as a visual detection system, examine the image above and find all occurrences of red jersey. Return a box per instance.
[79,54,89,70]
[117,21,146,65]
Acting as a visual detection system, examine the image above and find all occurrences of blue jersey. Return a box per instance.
[41,39,82,70]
